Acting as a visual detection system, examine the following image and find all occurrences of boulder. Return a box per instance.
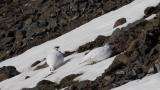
[0,73,9,82]
[0,66,20,82]
[144,3,160,18]
[77,35,110,53]
[113,18,126,28]
[144,6,157,17]
[59,74,81,88]
[22,80,59,90]
[64,51,75,57]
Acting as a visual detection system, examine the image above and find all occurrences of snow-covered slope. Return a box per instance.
[0,0,160,90]
[113,73,160,90]
[0,52,115,90]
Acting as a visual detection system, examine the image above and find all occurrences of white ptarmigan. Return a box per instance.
[46,46,64,73]
[81,43,111,64]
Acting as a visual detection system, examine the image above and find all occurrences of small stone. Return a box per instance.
[25,76,30,79]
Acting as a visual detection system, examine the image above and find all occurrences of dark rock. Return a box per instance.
[109,28,129,56]
[77,35,110,53]
[31,60,41,67]
[113,18,127,28]
[0,73,9,82]
[144,3,160,18]
[64,51,75,57]
[22,80,59,90]
[25,76,30,79]
[109,19,155,56]
[0,66,20,82]
[66,80,94,90]
[59,74,81,88]
[144,7,157,17]
[146,44,160,74]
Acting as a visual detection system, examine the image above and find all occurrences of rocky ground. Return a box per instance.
[0,0,133,61]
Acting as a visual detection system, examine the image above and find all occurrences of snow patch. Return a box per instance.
[145,14,157,20]
[113,73,160,90]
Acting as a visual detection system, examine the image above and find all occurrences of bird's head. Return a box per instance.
[54,46,60,51]
[54,46,59,51]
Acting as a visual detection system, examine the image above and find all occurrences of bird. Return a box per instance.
[81,43,111,65]
[46,46,64,73]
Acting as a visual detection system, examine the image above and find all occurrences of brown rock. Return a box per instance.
[77,35,110,53]
[0,73,9,82]
[0,66,20,82]
[114,18,127,28]
[59,74,81,88]
[22,80,59,90]
[64,51,75,57]
[144,6,157,17]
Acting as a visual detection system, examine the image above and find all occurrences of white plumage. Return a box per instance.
[81,44,111,64]
[46,46,64,73]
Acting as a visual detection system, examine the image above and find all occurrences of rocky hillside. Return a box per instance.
[0,0,133,61]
